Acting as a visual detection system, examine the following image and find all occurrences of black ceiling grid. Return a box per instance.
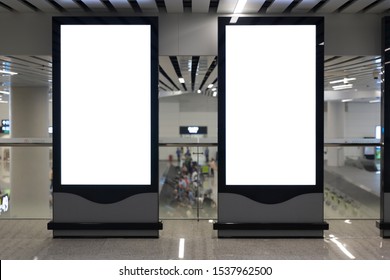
[259,0,274,13]
[361,0,384,13]
[198,56,217,91]
[337,0,357,13]
[183,0,191,12]
[101,0,117,12]
[325,60,380,73]
[310,0,329,13]
[325,57,381,72]
[19,0,40,12]
[209,0,219,13]
[159,80,173,91]
[47,0,66,12]
[159,65,181,91]
[325,56,364,68]
[129,0,142,13]
[0,1,15,12]
[74,1,92,12]
[324,56,342,63]
[284,0,302,13]
[155,0,167,13]
[191,56,200,92]
[169,56,187,91]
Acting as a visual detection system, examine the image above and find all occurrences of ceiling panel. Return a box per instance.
[81,0,108,11]
[363,0,390,13]
[217,0,238,13]
[291,0,322,13]
[165,0,183,13]
[160,56,182,91]
[137,0,159,12]
[242,0,266,13]
[192,0,211,13]
[267,0,295,13]
[340,0,378,13]
[316,0,350,13]
[55,0,81,10]
[108,0,133,9]
[0,0,35,12]
[26,0,59,12]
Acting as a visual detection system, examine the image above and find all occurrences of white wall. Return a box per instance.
[325,101,381,160]
[346,102,380,138]
[159,94,217,163]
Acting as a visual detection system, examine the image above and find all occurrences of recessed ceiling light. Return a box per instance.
[0,90,10,95]
[178,77,185,83]
[207,84,213,88]
[197,89,201,94]
[333,84,353,90]
[0,70,18,75]
[329,77,356,84]
[341,99,353,103]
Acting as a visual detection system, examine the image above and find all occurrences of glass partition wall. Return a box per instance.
[324,56,381,220]
[0,55,382,222]
[159,56,218,219]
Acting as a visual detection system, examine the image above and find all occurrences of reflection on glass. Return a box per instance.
[324,147,380,219]
[159,146,217,219]
[0,146,52,219]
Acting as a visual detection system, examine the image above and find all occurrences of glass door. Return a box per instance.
[159,144,217,220]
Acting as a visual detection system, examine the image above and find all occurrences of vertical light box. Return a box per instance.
[225,24,316,186]
[60,24,151,186]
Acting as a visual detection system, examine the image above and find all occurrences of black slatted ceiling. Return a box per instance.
[337,0,356,13]
[129,0,142,13]
[101,0,117,12]
[183,0,191,12]
[209,0,219,13]
[47,0,66,12]
[198,56,217,91]
[310,0,329,13]
[191,56,200,92]
[325,56,364,68]
[74,0,92,12]
[361,0,384,13]
[155,0,167,13]
[0,1,15,11]
[20,0,40,12]
[284,0,302,13]
[160,80,173,91]
[259,0,274,13]
[169,56,187,91]
[159,66,180,91]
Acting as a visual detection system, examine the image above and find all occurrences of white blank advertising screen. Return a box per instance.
[226,25,316,185]
[61,25,151,185]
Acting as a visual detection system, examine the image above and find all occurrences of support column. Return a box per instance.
[327,101,346,166]
[10,86,50,218]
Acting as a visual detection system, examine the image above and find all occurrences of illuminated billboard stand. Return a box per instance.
[48,17,161,237]
[214,17,328,237]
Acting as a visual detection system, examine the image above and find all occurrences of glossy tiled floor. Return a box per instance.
[0,219,389,260]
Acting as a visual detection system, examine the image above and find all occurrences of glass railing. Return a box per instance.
[324,143,380,219]
[0,139,52,219]
[159,144,218,220]
[0,139,380,221]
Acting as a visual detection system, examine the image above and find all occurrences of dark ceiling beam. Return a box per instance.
[169,56,187,91]
[101,0,117,12]
[19,0,41,12]
[309,0,329,13]
[46,0,66,12]
[191,56,200,92]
